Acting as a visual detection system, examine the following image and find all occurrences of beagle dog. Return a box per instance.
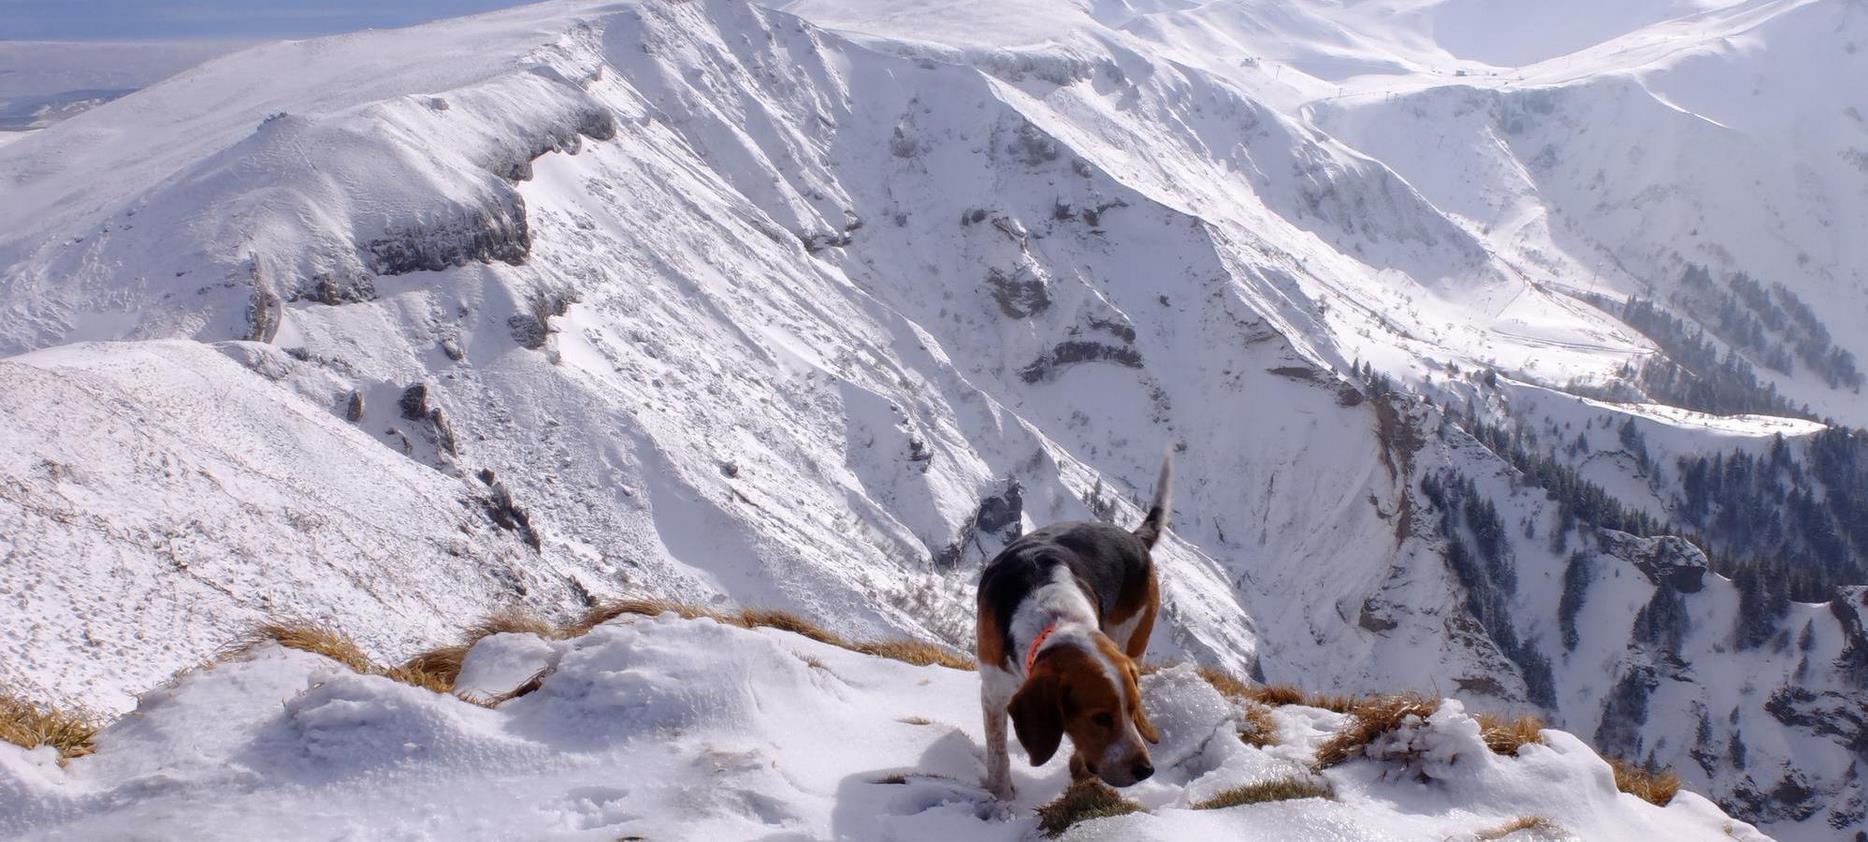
[976,455,1171,799]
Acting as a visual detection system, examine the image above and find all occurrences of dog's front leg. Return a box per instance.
[980,668,1015,799]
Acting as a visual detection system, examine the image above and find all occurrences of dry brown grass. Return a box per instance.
[1246,683,1306,706]
[1476,712,1547,756]
[220,600,970,712]
[1295,690,1358,714]
[1244,683,1355,713]
[567,598,720,635]
[1474,815,1559,839]
[242,616,533,700]
[241,621,374,673]
[1193,669,1355,714]
[390,644,472,691]
[1190,775,1332,810]
[389,607,560,695]
[470,607,558,640]
[1195,666,1253,699]
[732,608,843,645]
[851,639,976,670]
[0,692,98,760]
[1609,757,1681,806]
[1314,692,1442,768]
[1239,702,1279,748]
[1035,780,1143,836]
[567,599,977,671]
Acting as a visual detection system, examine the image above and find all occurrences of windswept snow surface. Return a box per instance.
[0,0,1864,837]
[0,613,1766,841]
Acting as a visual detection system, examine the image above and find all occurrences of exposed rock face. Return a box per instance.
[1834,588,1868,682]
[1019,340,1143,383]
[365,194,532,276]
[986,264,1051,318]
[1599,530,1709,593]
[507,291,575,351]
[291,271,378,305]
[1766,687,1868,761]
[934,479,1024,569]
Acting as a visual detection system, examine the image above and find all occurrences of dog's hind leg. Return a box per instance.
[1122,572,1160,660]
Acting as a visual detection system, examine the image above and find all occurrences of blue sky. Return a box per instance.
[0,1,533,40]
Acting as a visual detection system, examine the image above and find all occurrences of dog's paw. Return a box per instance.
[974,797,1018,821]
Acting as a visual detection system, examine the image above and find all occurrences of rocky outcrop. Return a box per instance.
[1598,530,1709,593]
[1019,340,1143,383]
[365,194,532,276]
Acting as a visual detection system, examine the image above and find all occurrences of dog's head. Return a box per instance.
[1008,632,1159,787]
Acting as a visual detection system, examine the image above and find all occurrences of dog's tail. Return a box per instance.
[1134,450,1173,548]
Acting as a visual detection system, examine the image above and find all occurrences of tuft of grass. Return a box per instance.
[233,600,971,710]
[1609,757,1680,806]
[1474,815,1559,839]
[382,661,459,695]
[1195,667,1284,748]
[567,598,720,636]
[1190,775,1332,809]
[0,693,98,761]
[872,773,909,785]
[241,621,374,673]
[1239,702,1279,748]
[1476,712,1547,756]
[898,716,936,726]
[470,607,558,640]
[1035,780,1143,836]
[1194,669,1354,713]
[569,598,976,671]
[851,639,976,671]
[242,614,549,701]
[1297,690,1358,714]
[731,608,843,645]
[1196,666,1253,699]
[392,644,472,691]
[1314,692,1441,768]
[1245,683,1305,706]
[391,606,560,696]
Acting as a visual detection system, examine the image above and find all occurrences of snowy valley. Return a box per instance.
[2,0,1866,838]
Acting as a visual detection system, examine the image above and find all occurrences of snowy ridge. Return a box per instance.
[0,613,1766,840]
[0,0,1863,837]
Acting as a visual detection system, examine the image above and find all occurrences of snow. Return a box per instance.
[0,0,1861,837]
[0,40,240,130]
[0,613,1767,841]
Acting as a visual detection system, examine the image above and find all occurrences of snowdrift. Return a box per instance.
[0,612,1763,841]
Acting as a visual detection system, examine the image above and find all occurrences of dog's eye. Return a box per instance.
[1092,712,1116,729]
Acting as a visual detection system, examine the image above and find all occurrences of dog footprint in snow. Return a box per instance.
[554,785,638,831]
[871,773,1006,819]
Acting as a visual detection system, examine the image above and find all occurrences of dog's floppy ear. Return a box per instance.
[1132,700,1160,745]
[1123,663,1160,744]
[1009,671,1066,766]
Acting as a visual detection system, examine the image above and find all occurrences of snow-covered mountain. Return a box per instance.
[2,0,1864,838]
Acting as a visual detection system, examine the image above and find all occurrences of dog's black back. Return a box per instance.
[978,521,1153,662]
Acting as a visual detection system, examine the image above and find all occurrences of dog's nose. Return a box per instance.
[1131,759,1154,782]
